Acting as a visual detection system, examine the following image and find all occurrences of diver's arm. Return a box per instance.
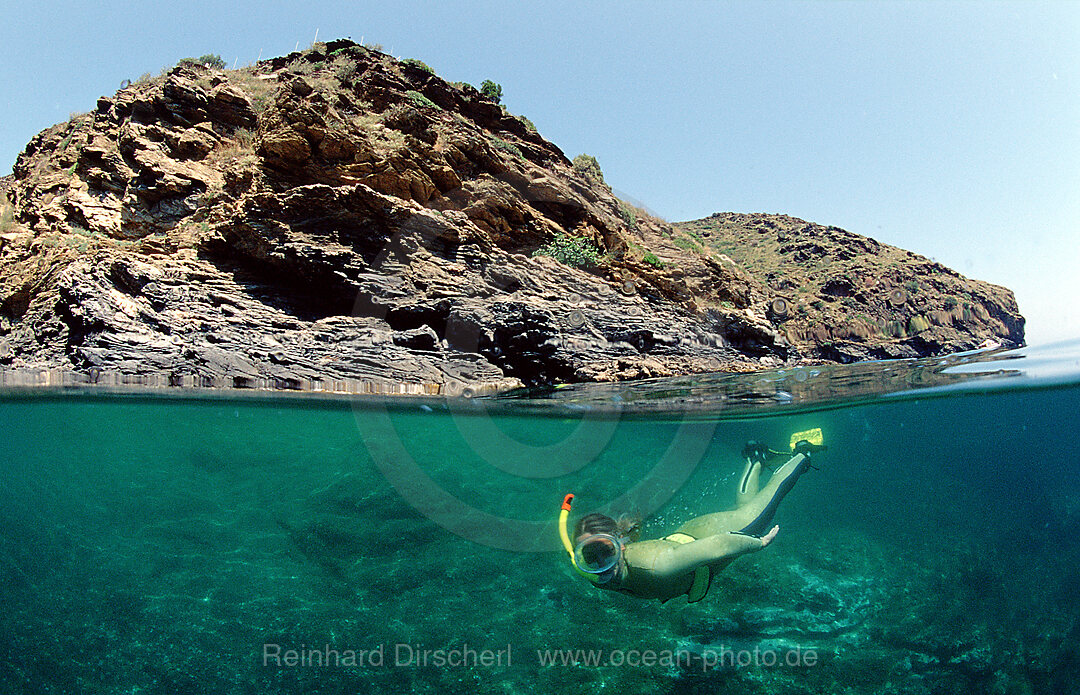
[651,525,778,579]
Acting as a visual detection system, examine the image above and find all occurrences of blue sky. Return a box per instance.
[2,1,1077,345]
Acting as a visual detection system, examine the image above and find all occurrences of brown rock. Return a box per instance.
[0,40,1024,393]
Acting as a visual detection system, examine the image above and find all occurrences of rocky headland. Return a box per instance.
[0,40,1024,393]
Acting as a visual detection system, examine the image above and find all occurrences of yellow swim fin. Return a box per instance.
[789,428,824,452]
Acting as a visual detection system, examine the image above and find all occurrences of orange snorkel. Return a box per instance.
[558,493,576,560]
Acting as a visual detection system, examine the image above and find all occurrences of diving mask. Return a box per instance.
[572,533,623,577]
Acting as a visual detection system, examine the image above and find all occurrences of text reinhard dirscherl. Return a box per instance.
[261,643,819,672]
[263,643,511,669]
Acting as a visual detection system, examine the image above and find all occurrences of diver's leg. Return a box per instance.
[674,456,760,538]
[735,459,762,507]
[675,453,809,539]
[732,453,810,536]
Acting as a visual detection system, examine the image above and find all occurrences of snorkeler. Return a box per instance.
[559,430,824,603]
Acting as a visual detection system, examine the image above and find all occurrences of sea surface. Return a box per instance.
[2,342,1079,694]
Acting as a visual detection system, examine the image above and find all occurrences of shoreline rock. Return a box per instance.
[0,40,1024,392]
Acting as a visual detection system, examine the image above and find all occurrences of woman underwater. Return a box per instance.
[559,430,824,603]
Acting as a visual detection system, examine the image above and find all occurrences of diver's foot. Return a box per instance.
[743,440,785,470]
[742,440,768,465]
[793,439,827,457]
[761,525,779,547]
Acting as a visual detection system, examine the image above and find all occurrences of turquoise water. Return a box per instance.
[2,344,1079,694]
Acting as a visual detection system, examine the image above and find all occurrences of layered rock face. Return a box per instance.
[0,40,1024,392]
[677,213,1025,362]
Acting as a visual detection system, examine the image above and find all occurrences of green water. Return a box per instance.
[2,348,1079,694]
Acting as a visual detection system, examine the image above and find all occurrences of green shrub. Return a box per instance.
[333,56,358,82]
[480,80,503,103]
[673,236,703,253]
[402,58,435,74]
[617,202,637,229]
[572,154,605,184]
[643,251,663,268]
[179,54,226,70]
[520,116,537,132]
[533,233,601,268]
[405,90,439,109]
[490,136,524,159]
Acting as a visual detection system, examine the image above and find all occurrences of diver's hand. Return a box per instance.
[760,525,779,547]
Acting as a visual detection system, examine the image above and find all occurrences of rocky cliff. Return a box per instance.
[676,213,1024,362]
[0,40,1024,393]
